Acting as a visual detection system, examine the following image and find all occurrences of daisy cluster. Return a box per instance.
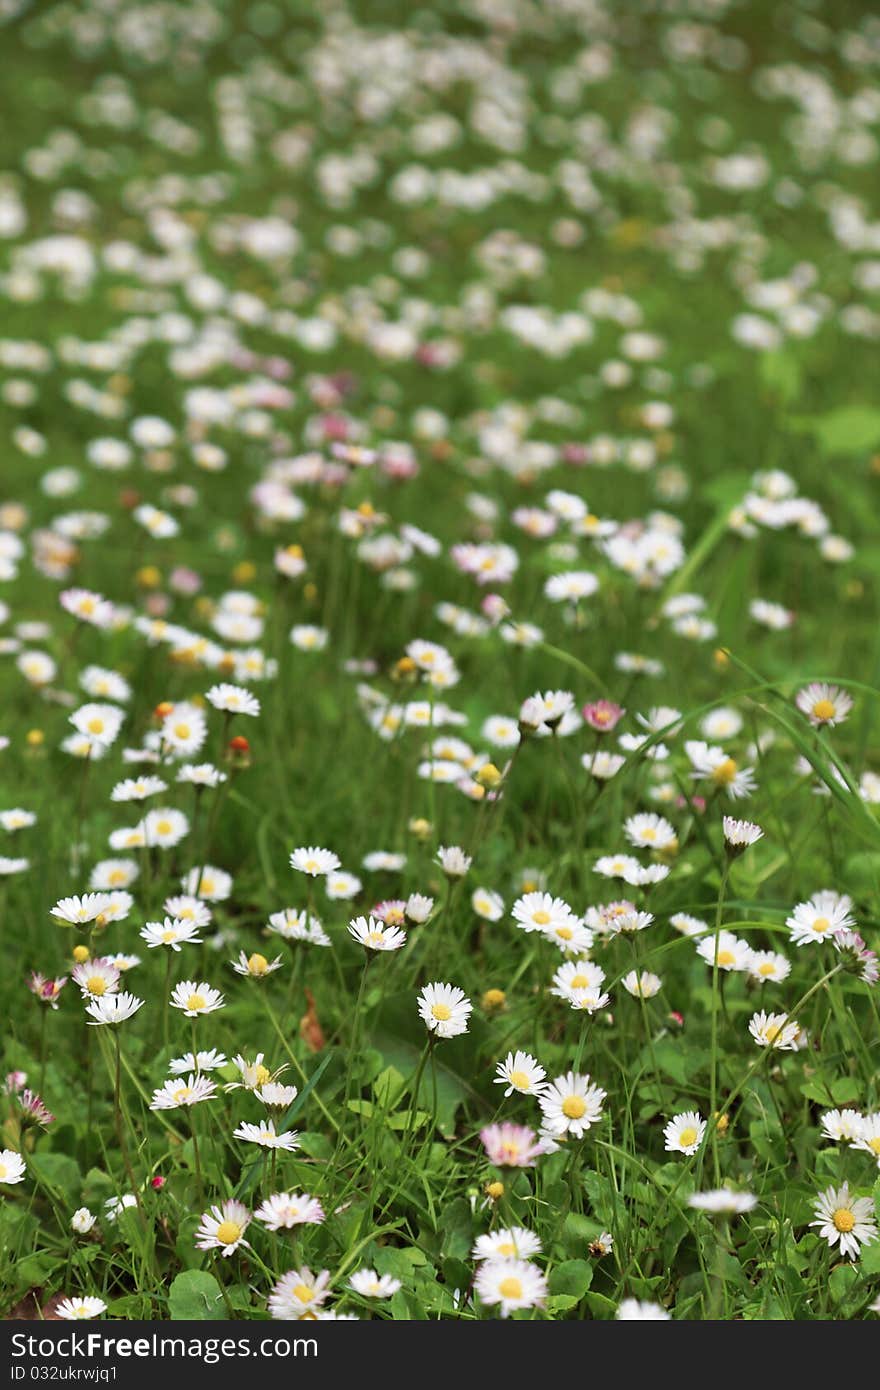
[0,0,879,1326]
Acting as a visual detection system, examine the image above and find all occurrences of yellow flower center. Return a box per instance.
[80,598,95,614]
[109,869,125,885]
[812,699,835,721]
[765,1025,780,1043]
[216,1220,242,1245]
[304,859,319,873]
[498,1277,523,1300]
[500,1142,520,1161]
[811,917,830,934]
[0,1162,7,1180]
[641,827,656,841]
[832,1208,855,1233]
[155,820,171,835]
[562,1095,586,1120]
[532,910,551,925]
[256,1065,271,1085]
[713,757,738,785]
[87,718,104,734]
[717,950,735,967]
[758,962,775,977]
[248,953,268,975]
[497,1242,516,1257]
[172,1087,190,1103]
[679,1126,698,1148]
[431,1002,451,1021]
[86,976,106,995]
[162,930,176,943]
[174,724,191,739]
[293,1285,314,1304]
[868,1137,880,1156]
[555,926,573,941]
[509,1070,530,1091]
[569,974,589,989]
[187,993,206,1012]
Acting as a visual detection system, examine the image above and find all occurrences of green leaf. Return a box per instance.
[27,1152,81,1197]
[828,1263,858,1303]
[546,1294,578,1313]
[788,406,880,454]
[759,351,801,405]
[168,1270,225,1320]
[548,1259,592,1299]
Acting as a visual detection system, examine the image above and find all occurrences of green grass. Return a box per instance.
[0,0,879,1322]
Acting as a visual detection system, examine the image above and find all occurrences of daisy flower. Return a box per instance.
[170,980,225,1017]
[787,890,854,947]
[71,958,121,998]
[493,1051,547,1098]
[582,751,626,780]
[436,845,472,877]
[417,981,472,1038]
[475,1258,548,1317]
[722,817,763,854]
[71,1208,97,1234]
[832,930,879,984]
[56,1297,107,1320]
[623,812,677,852]
[480,1122,546,1168]
[746,950,791,983]
[582,700,625,733]
[622,969,662,998]
[85,992,144,1025]
[290,846,340,877]
[0,1149,26,1184]
[688,1190,758,1215]
[169,1050,227,1075]
[28,974,67,1009]
[143,808,189,849]
[110,775,167,802]
[473,1228,542,1262]
[205,683,261,717]
[539,1071,606,1138]
[820,1108,864,1143]
[140,917,202,951]
[180,866,232,902]
[150,1074,217,1110]
[195,1200,252,1257]
[348,915,406,952]
[696,931,752,972]
[853,1113,880,1165]
[326,871,362,900]
[617,1299,670,1320]
[550,959,609,1012]
[811,1182,877,1260]
[254,1192,325,1230]
[748,1010,800,1050]
[349,1269,402,1299]
[268,1268,331,1319]
[472,887,504,921]
[233,1120,300,1151]
[52,892,113,926]
[684,741,756,800]
[663,1111,707,1155]
[230,950,284,978]
[796,683,853,729]
[256,1083,299,1109]
[70,703,124,749]
[512,891,580,936]
[405,893,434,923]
